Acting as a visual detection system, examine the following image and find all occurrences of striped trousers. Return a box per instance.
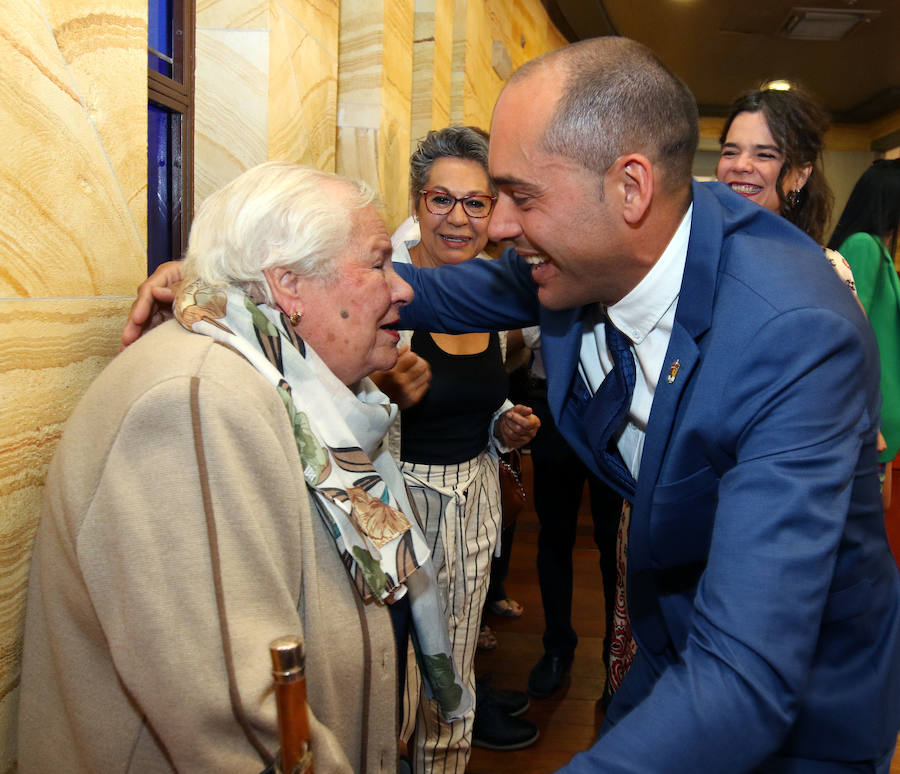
[399,452,502,774]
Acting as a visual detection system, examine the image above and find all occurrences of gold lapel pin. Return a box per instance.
[667,359,681,384]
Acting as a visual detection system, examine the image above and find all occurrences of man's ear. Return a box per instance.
[264,267,302,314]
[611,154,654,225]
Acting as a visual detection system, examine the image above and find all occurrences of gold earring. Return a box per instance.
[289,311,302,326]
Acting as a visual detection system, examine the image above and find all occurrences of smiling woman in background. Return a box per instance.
[715,85,900,508]
[18,162,470,774]
[372,126,540,771]
[716,84,857,291]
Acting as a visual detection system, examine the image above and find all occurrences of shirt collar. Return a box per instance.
[606,204,693,344]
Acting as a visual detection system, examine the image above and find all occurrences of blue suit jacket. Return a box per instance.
[396,181,900,772]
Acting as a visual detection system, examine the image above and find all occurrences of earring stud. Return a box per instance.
[289,311,302,326]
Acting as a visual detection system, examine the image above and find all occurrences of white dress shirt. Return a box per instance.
[521,325,546,379]
[391,215,420,252]
[577,205,693,480]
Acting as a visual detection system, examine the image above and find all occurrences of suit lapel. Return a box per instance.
[629,323,700,568]
[634,181,721,506]
[626,183,722,653]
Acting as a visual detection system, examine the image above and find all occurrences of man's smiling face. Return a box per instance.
[487,65,629,310]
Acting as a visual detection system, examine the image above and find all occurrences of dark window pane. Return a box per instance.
[149,0,173,77]
[148,102,182,273]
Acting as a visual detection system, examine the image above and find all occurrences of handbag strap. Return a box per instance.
[498,451,526,500]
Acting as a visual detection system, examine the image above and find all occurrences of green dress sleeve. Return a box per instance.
[838,232,885,314]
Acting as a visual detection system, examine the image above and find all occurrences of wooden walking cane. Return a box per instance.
[270,635,314,774]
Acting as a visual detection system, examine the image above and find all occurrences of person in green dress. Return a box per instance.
[828,159,900,508]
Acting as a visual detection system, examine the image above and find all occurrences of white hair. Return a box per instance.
[183,162,377,299]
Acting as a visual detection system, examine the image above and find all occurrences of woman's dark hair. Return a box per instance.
[828,158,900,258]
[719,86,833,243]
[409,125,493,204]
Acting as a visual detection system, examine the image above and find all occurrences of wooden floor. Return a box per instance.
[469,454,900,774]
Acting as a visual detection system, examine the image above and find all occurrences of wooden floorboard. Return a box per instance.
[468,455,900,773]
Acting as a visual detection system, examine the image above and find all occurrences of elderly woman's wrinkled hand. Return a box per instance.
[370,346,432,410]
[495,404,540,450]
[121,260,184,349]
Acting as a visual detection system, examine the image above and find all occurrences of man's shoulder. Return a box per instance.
[691,183,857,318]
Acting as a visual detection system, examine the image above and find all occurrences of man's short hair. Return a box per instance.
[514,37,699,192]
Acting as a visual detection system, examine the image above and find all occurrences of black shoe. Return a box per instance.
[475,676,530,717]
[486,685,530,717]
[472,697,539,751]
[491,687,530,717]
[527,653,572,698]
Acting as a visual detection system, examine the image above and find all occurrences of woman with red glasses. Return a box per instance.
[372,125,540,773]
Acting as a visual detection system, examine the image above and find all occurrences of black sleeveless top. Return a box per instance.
[400,330,509,465]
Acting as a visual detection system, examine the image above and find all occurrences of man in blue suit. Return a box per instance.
[395,37,900,772]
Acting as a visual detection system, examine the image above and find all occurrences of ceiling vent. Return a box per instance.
[778,7,881,41]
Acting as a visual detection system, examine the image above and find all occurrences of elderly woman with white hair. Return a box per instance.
[17,162,471,774]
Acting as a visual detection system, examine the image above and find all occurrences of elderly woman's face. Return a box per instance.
[293,206,413,386]
[413,157,493,268]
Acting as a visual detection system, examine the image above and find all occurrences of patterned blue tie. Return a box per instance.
[583,317,637,497]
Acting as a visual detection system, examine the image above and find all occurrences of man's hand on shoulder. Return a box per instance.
[121,260,185,349]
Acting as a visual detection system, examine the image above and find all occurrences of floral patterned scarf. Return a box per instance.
[174,279,472,720]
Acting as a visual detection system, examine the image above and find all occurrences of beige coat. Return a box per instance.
[17,321,397,774]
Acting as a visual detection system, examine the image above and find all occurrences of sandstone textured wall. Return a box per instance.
[0,3,147,770]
